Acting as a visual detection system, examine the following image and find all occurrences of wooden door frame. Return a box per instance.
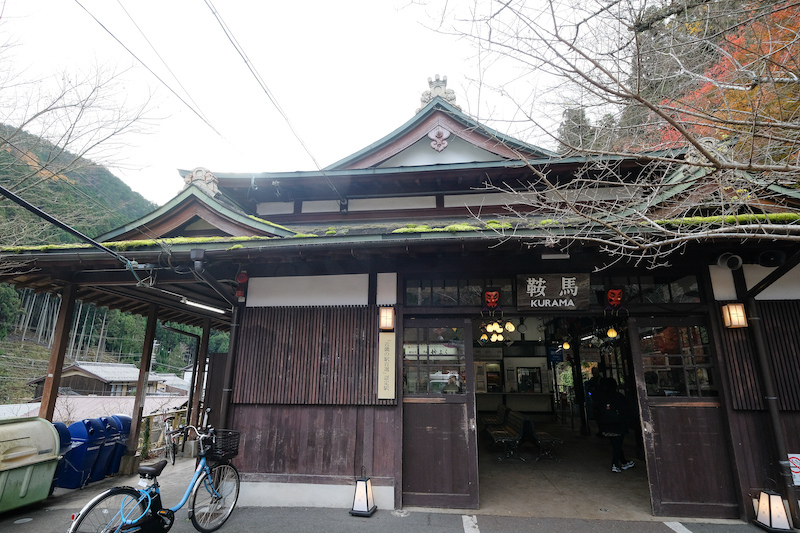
[400,317,479,509]
[629,316,739,518]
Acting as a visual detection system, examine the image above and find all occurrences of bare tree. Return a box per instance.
[425,0,800,266]
[0,32,149,247]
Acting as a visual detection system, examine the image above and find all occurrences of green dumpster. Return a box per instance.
[0,417,60,513]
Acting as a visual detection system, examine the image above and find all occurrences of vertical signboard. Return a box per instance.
[378,332,396,400]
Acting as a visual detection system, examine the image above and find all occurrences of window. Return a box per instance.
[405,278,514,307]
[592,273,702,305]
[403,326,466,395]
[640,325,717,397]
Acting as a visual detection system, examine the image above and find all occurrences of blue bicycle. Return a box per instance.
[68,424,240,533]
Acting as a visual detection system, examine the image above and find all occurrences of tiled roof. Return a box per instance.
[69,362,162,384]
[153,373,191,391]
[0,396,188,424]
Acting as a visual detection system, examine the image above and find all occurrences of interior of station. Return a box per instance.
[404,313,657,519]
[473,315,652,519]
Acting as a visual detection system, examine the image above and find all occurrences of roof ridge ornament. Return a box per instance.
[183,167,220,196]
[418,74,461,112]
[685,137,729,165]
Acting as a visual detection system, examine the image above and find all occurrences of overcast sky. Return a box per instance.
[2,1,541,205]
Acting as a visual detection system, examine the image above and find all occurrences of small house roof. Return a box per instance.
[29,362,162,385]
[153,373,191,392]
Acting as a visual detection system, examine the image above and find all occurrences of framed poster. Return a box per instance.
[474,362,487,393]
[517,367,542,393]
[506,369,516,393]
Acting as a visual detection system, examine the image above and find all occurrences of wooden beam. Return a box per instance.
[38,283,77,421]
[191,319,211,428]
[125,304,158,462]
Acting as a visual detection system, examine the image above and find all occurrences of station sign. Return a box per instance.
[517,273,590,311]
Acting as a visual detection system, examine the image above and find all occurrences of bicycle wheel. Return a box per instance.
[189,463,240,533]
[69,487,148,533]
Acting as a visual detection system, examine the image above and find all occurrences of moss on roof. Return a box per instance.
[656,212,800,226]
[0,235,279,254]
[245,214,292,232]
[392,223,482,234]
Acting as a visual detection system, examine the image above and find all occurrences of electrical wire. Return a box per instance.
[202,0,345,203]
[74,0,223,137]
[0,183,143,283]
[114,0,215,130]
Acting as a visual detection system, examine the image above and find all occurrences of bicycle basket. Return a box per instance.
[208,429,240,460]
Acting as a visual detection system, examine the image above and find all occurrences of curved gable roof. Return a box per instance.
[325,97,556,171]
[96,183,294,242]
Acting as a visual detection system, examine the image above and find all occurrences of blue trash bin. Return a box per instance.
[55,418,105,489]
[50,422,71,494]
[89,417,120,482]
[109,414,131,475]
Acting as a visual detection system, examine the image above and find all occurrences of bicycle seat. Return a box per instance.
[138,459,168,478]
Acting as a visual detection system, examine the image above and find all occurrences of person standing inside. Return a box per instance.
[597,377,635,473]
[584,366,602,435]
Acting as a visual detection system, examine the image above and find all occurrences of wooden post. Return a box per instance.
[119,304,158,475]
[218,304,241,429]
[190,319,211,428]
[39,283,77,421]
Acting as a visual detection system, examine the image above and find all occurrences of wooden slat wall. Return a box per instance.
[233,306,392,405]
[230,404,396,479]
[713,409,774,522]
[759,301,800,411]
[720,300,800,411]
[720,325,764,411]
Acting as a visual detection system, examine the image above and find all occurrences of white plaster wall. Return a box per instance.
[443,192,514,208]
[378,135,501,167]
[349,196,436,212]
[743,264,800,299]
[256,202,294,216]
[708,263,800,300]
[302,199,341,214]
[376,273,397,305]
[247,275,369,307]
[708,265,737,300]
[238,481,394,510]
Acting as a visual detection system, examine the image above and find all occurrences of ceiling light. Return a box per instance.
[181,298,227,314]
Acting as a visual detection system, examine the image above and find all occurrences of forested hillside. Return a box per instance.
[0,125,204,404]
[0,124,156,246]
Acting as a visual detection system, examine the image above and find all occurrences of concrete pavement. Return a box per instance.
[0,504,764,533]
[0,456,763,533]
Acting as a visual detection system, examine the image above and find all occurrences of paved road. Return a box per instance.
[0,457,762,533]
[0,504,763,533]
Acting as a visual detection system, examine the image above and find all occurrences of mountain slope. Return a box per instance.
[0,124,157,246]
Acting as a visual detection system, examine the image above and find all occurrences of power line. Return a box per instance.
[74,0,223,137]
[202,0,345,203]
[114,0,215,130]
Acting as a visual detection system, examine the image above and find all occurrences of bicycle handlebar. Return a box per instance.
[167,424,216,446]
